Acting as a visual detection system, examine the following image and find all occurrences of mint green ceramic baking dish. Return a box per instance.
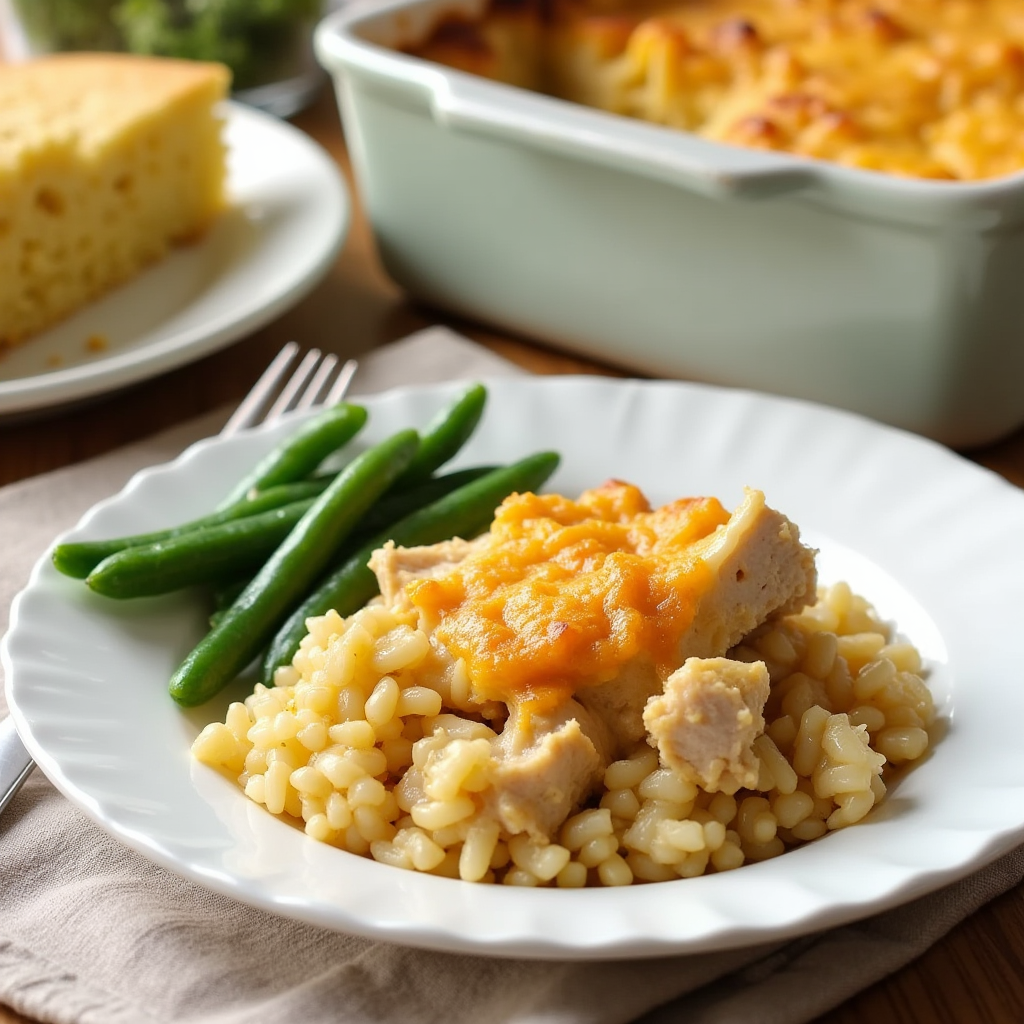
[316,0,1024,447]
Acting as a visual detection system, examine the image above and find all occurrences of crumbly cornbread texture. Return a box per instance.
[0,54,229,349]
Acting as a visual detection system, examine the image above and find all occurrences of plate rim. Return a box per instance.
[5,375,1024,959]
[0,101,350,417]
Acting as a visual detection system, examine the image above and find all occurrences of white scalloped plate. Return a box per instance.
[0,102,348,417]
[5,378,1024,959]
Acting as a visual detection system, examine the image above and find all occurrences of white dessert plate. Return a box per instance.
[5,377,1024,959]
[0,101,349,417]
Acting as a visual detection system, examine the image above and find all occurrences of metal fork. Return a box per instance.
[0,344,358,819]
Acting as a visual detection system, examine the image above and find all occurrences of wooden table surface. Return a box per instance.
[2,84,1024,1024]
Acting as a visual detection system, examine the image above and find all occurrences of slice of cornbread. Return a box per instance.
[0,54,230,350]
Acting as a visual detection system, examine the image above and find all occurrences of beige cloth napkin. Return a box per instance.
[2,327,1022,1024]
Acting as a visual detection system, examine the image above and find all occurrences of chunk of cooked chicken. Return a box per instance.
[576,488,816,751]
[368,536,491,609]
[486,698,613,839]
[643,657,771,794]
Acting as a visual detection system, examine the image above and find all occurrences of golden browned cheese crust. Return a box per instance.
[0,54,230,348]
[409,0,1024,181]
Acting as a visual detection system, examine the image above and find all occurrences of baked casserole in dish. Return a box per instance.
[316,0,1024,446]
[411,0,1024,182]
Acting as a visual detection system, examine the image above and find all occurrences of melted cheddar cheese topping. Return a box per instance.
[408,481,729,712]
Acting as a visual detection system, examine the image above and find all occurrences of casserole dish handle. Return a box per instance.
[431,76,819,201]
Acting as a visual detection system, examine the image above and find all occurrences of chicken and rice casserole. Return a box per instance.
[409,0,1024,180]
[193,481,935,887]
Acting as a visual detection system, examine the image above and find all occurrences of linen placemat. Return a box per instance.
[2,326,1022,1024]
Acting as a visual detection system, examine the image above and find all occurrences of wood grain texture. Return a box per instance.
[2,81,1024,1024]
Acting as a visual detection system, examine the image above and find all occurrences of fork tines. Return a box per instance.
[221,343,359,437]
